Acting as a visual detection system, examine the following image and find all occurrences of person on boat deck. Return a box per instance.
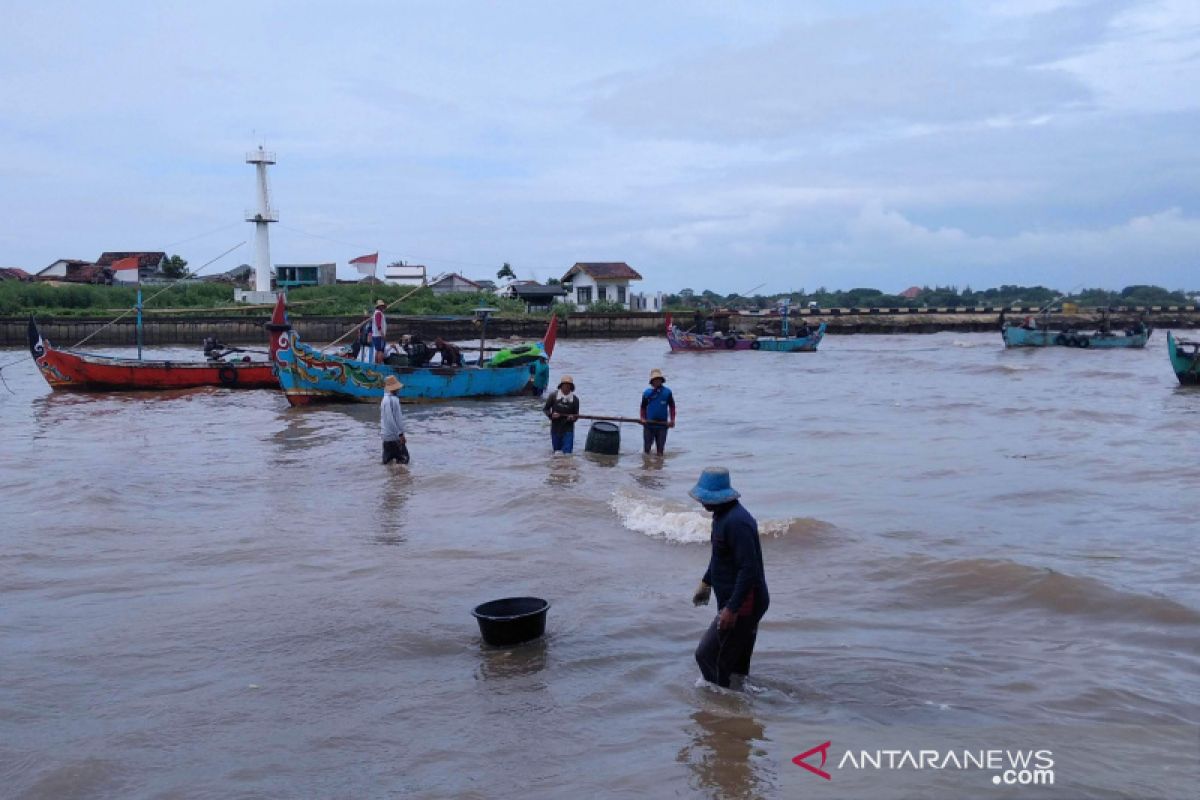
[383,342,408,367]
[402,335,435,368]
[347,318,372,360]
[371,300,388,364]
[543,376,579,454]
[690,468,769,690]
[640,368,676,456]
[795,319,812,337]
[1022,316,1037,330]
[380,375,409,465]
[433,337,464,367]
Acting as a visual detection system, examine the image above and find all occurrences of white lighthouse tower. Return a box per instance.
[237,146,279,303]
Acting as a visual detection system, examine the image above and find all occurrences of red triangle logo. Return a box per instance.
[793,741,832,780]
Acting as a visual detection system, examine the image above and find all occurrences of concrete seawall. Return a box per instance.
[4,307,1197,347]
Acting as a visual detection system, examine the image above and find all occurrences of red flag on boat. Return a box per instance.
[543,313,558,358]
[111,256,140,284]
[349,252,379,277]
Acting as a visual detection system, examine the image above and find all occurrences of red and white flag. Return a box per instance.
[111,256,140,284]
[349,252,379,276]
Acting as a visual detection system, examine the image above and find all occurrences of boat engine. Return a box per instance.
[203,336,228,361]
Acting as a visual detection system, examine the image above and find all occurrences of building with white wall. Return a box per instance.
[561,262,643,310]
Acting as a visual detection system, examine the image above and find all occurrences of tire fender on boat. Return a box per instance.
[750,340,761,350]
[1054,333,1067,346]
[724,337,736,349]
[218,365,238,385]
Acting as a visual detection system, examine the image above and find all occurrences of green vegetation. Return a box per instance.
[0,282,527,318]
[664,284,1195,311]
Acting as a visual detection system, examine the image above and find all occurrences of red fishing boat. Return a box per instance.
[27,317,277,391]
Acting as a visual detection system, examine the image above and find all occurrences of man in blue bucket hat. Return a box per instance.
[689,467,769,689]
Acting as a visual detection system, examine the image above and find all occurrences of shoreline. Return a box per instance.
[4,308,1197,346]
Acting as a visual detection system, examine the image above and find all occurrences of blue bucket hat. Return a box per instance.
[688,467,740,504]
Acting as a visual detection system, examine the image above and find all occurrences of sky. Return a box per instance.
[1,0,1197,294]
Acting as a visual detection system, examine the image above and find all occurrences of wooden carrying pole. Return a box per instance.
[572,414,673,426]
[320,281,427,353]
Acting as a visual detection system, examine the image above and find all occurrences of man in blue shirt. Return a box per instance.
[689,467,769,689]
[639,368,676,455]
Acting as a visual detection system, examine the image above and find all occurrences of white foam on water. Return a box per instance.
[611,489,801,543]
[612,491,711,543]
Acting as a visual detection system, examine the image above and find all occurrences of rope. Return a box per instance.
[318,280,430,353]
[69,242,245,349]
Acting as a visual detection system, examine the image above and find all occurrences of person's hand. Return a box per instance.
[692,582,711,606]
[551,412,560,419]
[639,417,647,425]
[668,420,676,429]
[398,434,406,442]
[718,607,737,631]
[568,415,577,422]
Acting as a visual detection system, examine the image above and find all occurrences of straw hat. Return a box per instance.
[375,299,387,308]
[648,368,666,384]
[689,467,740,504]
[383,375,403,392]
[557,375,575,390]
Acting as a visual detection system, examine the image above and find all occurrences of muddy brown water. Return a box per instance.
[1,333,1197,798]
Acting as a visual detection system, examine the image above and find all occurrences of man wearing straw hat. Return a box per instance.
[639,368,676,456]
[380,375,409,464]
[690,467,769,689]
[371,299,388,364]
[542,375,579,454]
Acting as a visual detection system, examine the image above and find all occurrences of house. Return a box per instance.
[275,263,336,289]
[561,262,643,310]
[899,286,923,300]
[35,259,112,284]
[383,262,427,286]
[473,279,497,292]
[509,283,567,312]
[630,291,665,311]
[37,259,95,279]
[429,273,484,295]
[0,268,33,281]
[200,264,254,286]
[96,252,167,283]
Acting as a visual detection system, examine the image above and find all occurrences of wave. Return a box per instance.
[610,490,833,544]
[876,556,1200,626]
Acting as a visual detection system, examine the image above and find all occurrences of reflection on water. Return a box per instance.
[678,708,772,800]
[474,637,549,681]
[545,455,580,487]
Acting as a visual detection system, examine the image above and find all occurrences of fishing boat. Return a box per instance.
[267,296,555,405]
[665,309,825,353]
[27,317,276,390]
[1168,331,1200,385]
[1001,323,1152,349]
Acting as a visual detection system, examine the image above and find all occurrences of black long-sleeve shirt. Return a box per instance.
[702,502,769,619]
[542,392,579,435]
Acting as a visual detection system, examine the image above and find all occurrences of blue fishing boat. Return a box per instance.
[267,297,555,405]
[1168,331,1200,385]
[666,301,826,353]
[1001,320,1151,349]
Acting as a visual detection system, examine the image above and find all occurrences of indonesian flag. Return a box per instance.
[111,256,140,284]
[543,313,558,358]
[349,252,379,276]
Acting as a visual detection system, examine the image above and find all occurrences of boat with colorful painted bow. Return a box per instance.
[267,296,555,405]
[665,312,825,352]
[1168,331,1200,385]
[26,317,276,391]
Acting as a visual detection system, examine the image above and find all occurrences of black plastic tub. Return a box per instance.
[585,421,620,455]
[472,597,550,647]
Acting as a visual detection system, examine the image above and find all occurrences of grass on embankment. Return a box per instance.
[0,282,531,318]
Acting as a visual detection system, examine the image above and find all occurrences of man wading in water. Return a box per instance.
[640,368,676,455]
[542,375,579,454]
[690,468,769,689]
[380,375,409,464]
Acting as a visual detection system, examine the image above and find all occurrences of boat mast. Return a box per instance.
[136,286,143,360]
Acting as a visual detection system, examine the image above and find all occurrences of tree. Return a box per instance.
[546,277,560,285]
[496,262,516,280]
[163,254,188,279]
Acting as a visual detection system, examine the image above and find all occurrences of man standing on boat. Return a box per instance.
[371,300,388,364]
[380,375,409,464]
[543,375,579,454]
[640,368,676,456]
[690,468,769,689]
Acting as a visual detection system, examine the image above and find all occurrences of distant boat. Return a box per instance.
[267,296,554,405]
[1168,331,1200,385]
[27,317,276,391]
[1001,321,1151,349]
[665,314,825,352]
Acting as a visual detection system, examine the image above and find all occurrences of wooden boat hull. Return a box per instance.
[1001,325,1151,349]
[27,318,276,390]
[267,300,554,405]
[1168,331,1200,385]
[667,321,825,352]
